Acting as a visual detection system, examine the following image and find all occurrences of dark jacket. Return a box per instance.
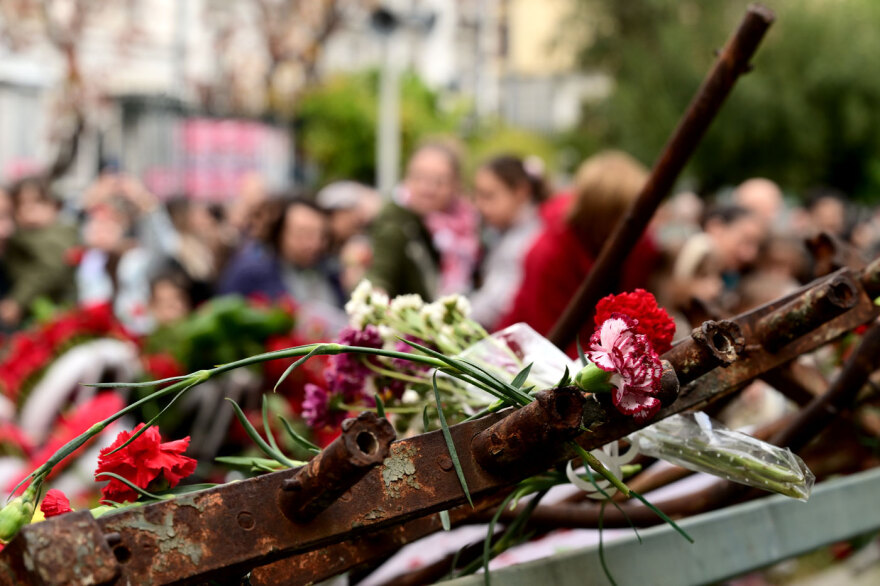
[5,222,78,309]
[218,240,344,306]
[366,202,440,300]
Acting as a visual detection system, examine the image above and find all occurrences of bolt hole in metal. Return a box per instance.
[829,279,857,306]
[113,545,132,564]
[356,431,378,455]
[712,331,731,352]
[554,393,575,417]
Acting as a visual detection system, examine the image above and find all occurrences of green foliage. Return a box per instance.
[296,71,559,186]
[296,71,464,186]
[571,0,880,200]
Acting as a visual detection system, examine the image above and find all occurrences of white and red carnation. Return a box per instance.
[586,313,663,422]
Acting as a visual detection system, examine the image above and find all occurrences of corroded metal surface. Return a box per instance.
[0,511,120,585]
[664,320,744,386]
[472,387,585,475]
[279,411,395,523]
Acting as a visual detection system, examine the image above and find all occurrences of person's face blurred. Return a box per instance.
[84,206,128,252]
[151,281,190,326]
[330,208,363,245]
[0,191,15,252]
[708,216,764,271]
[280,204,327,268]
[473,168,528,230]
[811,197,846,236]
[404,149,458,216]
[15,185,57,229]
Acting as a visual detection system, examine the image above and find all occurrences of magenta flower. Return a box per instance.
[326,325,384,401]
[586,313,663,422]
[302,384,344,429]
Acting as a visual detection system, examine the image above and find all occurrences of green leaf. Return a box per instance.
[422,404,432,433]
[631,490,694,544]
[95,472,163,501]
[576,338,588,367]
[511,363,533,389]
[274,345,322,392]
[105,380,196,456]
[556,365,571,388]
[432,373,473,508]
[226,399,298,468]
[482,491,517,585]
[278,416,321,455]
[215,456,305,470]
[262,396,281,454]
[86,375,190,389]
[439,510,451,531]
[598,501,619,586]
[375,394,386,419]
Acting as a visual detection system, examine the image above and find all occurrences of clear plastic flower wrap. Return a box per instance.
[629,412,815,501]
[449,323,578,405]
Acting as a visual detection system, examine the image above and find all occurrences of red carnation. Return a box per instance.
[143,353,185,381]
[40,489,73,518]
[95,424,197,504]
[594,289,675,355]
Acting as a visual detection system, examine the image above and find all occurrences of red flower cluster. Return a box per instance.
[0,303,130,402]
[594,289,675,355]
[40,489,73,518]
[95,423,197,504]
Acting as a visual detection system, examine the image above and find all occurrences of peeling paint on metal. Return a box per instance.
[381,444,421,498]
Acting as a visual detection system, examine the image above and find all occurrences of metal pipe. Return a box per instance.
[548,4,775,349]
[278,412,395,523]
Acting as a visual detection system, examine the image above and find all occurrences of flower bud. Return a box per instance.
[0,485,37,543]
[574,363,613,393]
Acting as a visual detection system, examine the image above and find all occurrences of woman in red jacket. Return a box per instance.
[498,151,660,354]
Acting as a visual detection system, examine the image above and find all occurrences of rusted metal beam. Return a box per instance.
[471,387,585,475]
[664,320,744,386]
[548,3,776,349]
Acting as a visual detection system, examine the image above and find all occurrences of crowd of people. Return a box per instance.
[0,142,876,353]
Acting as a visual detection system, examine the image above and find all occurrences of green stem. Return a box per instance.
[570,443,631,498]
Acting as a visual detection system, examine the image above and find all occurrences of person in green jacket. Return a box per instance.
[367,143,464,300]
[0,177,78,327]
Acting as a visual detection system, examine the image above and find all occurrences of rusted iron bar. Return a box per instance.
[472,387,585,475]
[664,320,744,386]
[758,273,858,352]
[771,319,880,451]
[548,4,775,349]
[861,255,880,298]
[279,412,395,523]
[761,361,828,406]
[806,231,868,278]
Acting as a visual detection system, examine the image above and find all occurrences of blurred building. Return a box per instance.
[0,0,605,194]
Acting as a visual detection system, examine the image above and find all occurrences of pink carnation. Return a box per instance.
[587,314,663,422]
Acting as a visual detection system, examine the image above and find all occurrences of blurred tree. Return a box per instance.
[295,70,466,186]
[571,0,880,200]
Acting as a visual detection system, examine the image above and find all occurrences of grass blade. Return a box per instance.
[375,393,386,418]
[576,338,588,367]
[105,380,196,456]
[631,490,694,543]
[556,365,571,388]
[439,510,451,531]
[511,363,533,389]
[598,501,618,586]
[274,345,322,392]
[226,399,298,468]
[262,396,282,454]
[278,415,321,455]
[95,472,163,501]
[432,373,473,508]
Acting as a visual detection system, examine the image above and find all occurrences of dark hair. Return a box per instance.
[805,186,848,211]
[481,154,549,203]
[267,197,329,253]
[8,175,56,209]
[701,204,754,229]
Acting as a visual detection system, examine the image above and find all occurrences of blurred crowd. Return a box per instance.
[0,142,877,352]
